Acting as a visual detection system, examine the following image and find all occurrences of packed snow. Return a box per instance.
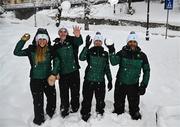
[0,8,180,127]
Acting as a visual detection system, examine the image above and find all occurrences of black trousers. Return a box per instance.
[59,70,80,112]
[30,78,56,125]
[114,80,140,116]
[81,80,106,116]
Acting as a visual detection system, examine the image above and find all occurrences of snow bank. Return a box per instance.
[156,106,180,127]
[60,2,180,26]
[24,11,55,27]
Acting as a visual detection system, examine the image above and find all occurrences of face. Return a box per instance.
[38,39,48,48]
[127,41,137,50]
[94,40,102,47]
[58,29,68,41]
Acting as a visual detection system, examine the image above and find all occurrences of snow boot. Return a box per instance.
[131,111,142,120]
[70,108,79,113]
[82,113,91,122]
[112,110,124,115]
[61,109,69,118]
[33,119,45,126]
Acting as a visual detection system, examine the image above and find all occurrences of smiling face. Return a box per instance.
[127,40,138,50]
[38,39,48,48]
[94,40,102,47]
[58,28,68,41]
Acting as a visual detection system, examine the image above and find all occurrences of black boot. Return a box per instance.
[112,110,124,115]
[70,107,79,113]
[82,113,91,122]
[33,118,45,126]
[61,109,69,118]
[131,112,142,120]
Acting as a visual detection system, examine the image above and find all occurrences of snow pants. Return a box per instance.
[30,79,56,125]
[59,70,80,112]
[114,80,140,116]
[81,80,106,116]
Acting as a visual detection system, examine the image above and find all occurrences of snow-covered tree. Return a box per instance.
[0,6,4,15]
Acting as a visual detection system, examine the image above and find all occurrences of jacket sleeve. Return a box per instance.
[51,56,60,75]
[79,46,89,61]
[72,35,83,47]
[105,57,112,82]
[141,53,150,87]
[13,40,29,56]
[109,51,121,66]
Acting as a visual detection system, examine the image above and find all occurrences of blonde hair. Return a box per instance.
[35,45,48,64]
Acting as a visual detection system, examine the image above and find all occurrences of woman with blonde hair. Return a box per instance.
[13,28,56,126]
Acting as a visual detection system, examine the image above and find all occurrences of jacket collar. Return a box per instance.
[122,45,141,53]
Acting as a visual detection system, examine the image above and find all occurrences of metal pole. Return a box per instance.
[113,4,115,14]
[146,0,150,41]
[33,1,37,27]
[165,9,169,39]
[84,0,89,30]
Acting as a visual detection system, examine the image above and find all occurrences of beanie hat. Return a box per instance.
[35,34,49,45]
[58,27,68,33]
[94,32,104,42]
[127,31,138,44]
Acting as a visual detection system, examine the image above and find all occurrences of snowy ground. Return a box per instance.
[0,11,180,127]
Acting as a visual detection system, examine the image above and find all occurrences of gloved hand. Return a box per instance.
[21,33,30,42]
[138,85,147,95]
[48,75,56,86]
[108,81,113,91]
[104,39,115,53]
[85,35,92,48]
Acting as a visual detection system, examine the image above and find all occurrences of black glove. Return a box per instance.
[138,85,147,95]
[108,81,113,91]
[104,41,115,53]
[85,35,92,48]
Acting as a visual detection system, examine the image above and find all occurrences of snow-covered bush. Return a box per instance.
[0,6,4,15]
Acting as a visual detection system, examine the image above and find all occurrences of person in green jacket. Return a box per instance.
[80,32,112,122]
[49,26,83,118]
[105,31,150,120]
[13,28,56,126]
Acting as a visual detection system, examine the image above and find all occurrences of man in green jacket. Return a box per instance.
[49,26,83,118]
[105,31,150,120]
[80,32,112,122]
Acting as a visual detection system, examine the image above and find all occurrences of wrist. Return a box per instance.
[21,38,27,42]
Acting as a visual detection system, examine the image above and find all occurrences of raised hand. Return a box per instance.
[85,35,92,48]
[21,33,30,42]
[73,25,81,38]
[104,39,115,53]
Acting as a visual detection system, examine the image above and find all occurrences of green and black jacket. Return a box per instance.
[79,46,112,83]
[13,40,53,79]
[51,35,83,75]
[110,45,150,87]
[13,29,53,79]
